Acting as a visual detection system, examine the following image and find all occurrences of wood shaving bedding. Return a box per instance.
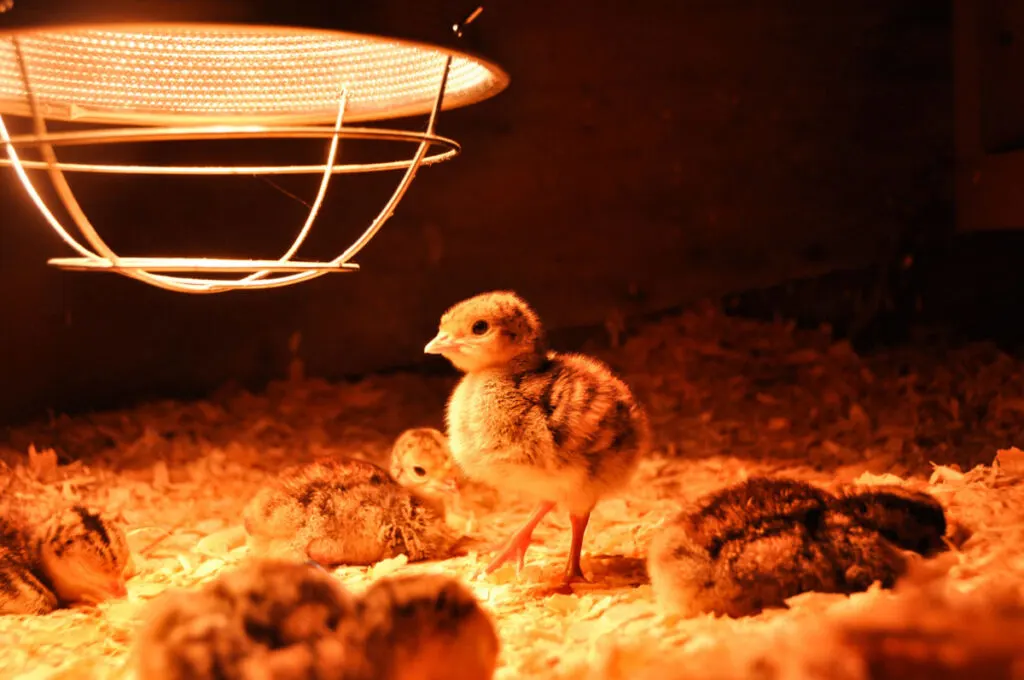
[1,305,1023,679]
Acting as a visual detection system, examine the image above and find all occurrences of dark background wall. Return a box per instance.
[0,1,953,425]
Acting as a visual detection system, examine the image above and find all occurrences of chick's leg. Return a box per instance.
[563,510,592,586]
[484,500,555,575]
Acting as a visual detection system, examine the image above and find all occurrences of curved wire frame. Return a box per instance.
[0,36,459,294]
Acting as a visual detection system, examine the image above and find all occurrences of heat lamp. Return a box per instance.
[0,1,508,293]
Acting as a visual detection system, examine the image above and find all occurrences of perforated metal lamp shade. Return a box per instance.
[0,0,509,126]
[0,0,509,293]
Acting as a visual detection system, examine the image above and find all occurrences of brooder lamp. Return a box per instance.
[0,1,509,293]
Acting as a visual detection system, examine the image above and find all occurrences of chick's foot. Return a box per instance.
[484,501,555,576]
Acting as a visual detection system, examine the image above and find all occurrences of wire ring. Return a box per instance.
[1,125,459,148]
[0,126,460,175]
[47,257,361,274]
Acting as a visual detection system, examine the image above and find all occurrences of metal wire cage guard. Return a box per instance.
[0,6,508,293]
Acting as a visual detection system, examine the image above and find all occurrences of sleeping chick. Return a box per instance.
[133,559,360,680]
[0,505,131,615]
[243,458,458,567]
[424,290,651,587]
[646,477,949,618]
[0,515,56,615]
[830,484,948,556]
[357,572,500,680]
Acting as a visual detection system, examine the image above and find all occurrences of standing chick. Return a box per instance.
[357,572,499,680]
[425,290,650,586]
[0,505,132,615]
[243,458,457,567]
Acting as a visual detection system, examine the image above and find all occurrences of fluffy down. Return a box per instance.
[647,477,950,618]
[243,458,458,566]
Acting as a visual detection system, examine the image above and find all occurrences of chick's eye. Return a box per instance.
[471,320,489,335]
[413,466,427,477]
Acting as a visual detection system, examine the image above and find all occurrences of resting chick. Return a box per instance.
[646,477,949,618]
[0,505,132,615]
[243,458,457,566]
[134,562,497,680]
[255,574,500,680]
[829,484,948,556]
[425,290,651,586]
[357,572,500,680]
[133,559,360,680]
[389,428,460,518]
[389,427,499,519]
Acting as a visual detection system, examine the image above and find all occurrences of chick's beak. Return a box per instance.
[426,478,460,496]
[424,331,461,355]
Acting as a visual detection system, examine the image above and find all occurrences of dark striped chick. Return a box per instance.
[134,564,497,680]
[356,572,499,680]
[243,458,458,567]
[0,514,55,615]
[133,559,361,680]
[646,477,949,618]
[0,505,132,615]
[829,483,948,556]
[424,291,651,587]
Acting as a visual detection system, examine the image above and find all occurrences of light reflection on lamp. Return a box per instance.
[0,5,508,293]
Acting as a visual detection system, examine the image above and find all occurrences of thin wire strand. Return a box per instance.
[236,89,350,285]
[256,177,314,209]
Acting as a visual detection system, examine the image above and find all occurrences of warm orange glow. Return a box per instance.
[0,25,508,125]
[0,89,352,293]
[0,22,507,293]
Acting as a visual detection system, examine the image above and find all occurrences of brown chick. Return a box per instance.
[389,428,460,518]
[425,290,651,587]
[830,484,948,556]
[646,477,949,618]
[250,573,499,680]
[133,559,360,680]
[356,572,500,680]
[0,505,132,615]
[389,427,499,520]
[0,514,56,615]
[243,458,458,567]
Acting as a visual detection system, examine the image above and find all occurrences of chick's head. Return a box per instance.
[834,485,948,556]
[424,290,544,373]
[390,428,459,500]
[37,506,132,605]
